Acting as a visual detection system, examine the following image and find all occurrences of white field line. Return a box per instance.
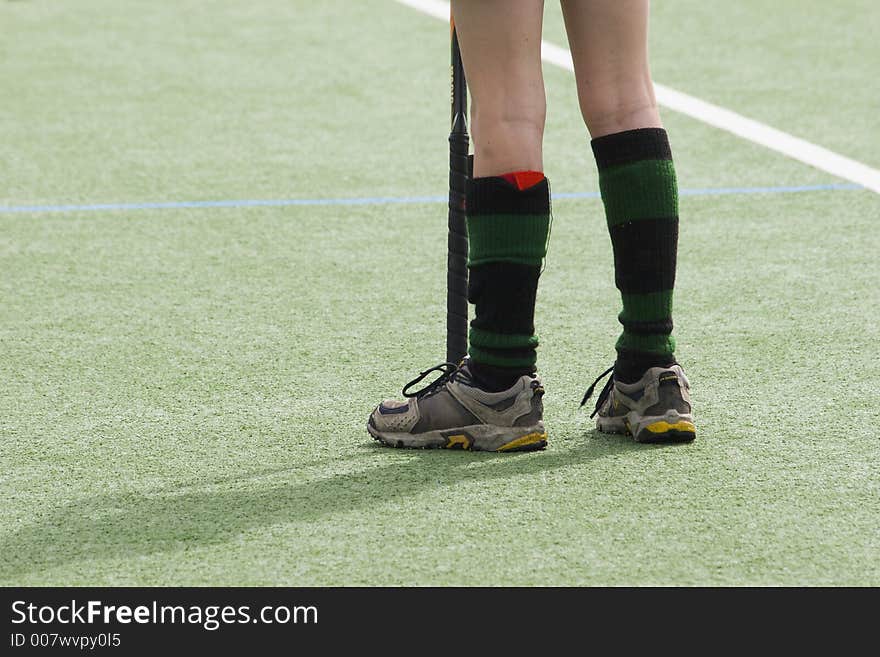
[395,0,880,194]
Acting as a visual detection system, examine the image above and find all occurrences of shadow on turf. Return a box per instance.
[0,431,672,580]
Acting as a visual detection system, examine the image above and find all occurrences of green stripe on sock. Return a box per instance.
[468,345,537,368]
[599,159,678,227]
[467,213,550,266]
[469,327,539,350]
[619,291,674,323]
[616,332,676,356]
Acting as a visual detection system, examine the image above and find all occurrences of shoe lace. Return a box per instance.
[580,365,615,418]
[402,362,460,399]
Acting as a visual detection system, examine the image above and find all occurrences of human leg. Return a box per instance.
[563,0,695,441]
[368,0,551,450]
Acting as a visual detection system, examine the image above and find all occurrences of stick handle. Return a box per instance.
[446,26,469,364]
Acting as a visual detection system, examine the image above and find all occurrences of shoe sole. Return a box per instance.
[368,419,547,453]
[597,414,696,444]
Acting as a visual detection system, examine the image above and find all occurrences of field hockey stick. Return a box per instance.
[446,20,470,364]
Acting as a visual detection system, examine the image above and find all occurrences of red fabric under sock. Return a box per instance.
[500,170,545,191]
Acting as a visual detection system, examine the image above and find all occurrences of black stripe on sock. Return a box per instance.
[467,176,550,216]
[610,217,678,294]
[620,317,674,336]
[614,349,676,383]
[468,262,540,336]
[591,128,672,171]
[470,360,535,392]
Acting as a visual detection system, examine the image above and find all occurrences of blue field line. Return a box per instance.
[0,183,863,215]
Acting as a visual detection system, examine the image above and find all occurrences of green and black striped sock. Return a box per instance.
[591,128,679,383]
[466,173,550,391]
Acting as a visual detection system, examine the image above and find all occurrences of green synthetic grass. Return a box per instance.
[2,0,878,585]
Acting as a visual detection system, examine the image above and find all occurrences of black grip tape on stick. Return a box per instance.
[447,27,469,364]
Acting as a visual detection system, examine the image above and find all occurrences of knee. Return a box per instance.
[576,73,660,136]
[471,99,545,172]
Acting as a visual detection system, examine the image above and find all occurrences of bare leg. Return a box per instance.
[448,0,551,393]
[451,0,546,177]
[560,0,661,137]
[562,1,693,443]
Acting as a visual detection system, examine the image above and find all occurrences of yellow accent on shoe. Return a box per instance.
[496,431,547,452]
[445,434,472,449]
[644,420,696,434]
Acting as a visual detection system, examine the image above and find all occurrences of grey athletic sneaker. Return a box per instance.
[368,360,547,452]
[581,363,695,443]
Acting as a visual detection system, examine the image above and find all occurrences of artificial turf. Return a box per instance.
[1,0,878,585]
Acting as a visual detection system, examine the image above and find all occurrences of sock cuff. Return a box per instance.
[591,128,672,170]
[499,170,546,191]
[466,175,550,267]
[467,175,549,216]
